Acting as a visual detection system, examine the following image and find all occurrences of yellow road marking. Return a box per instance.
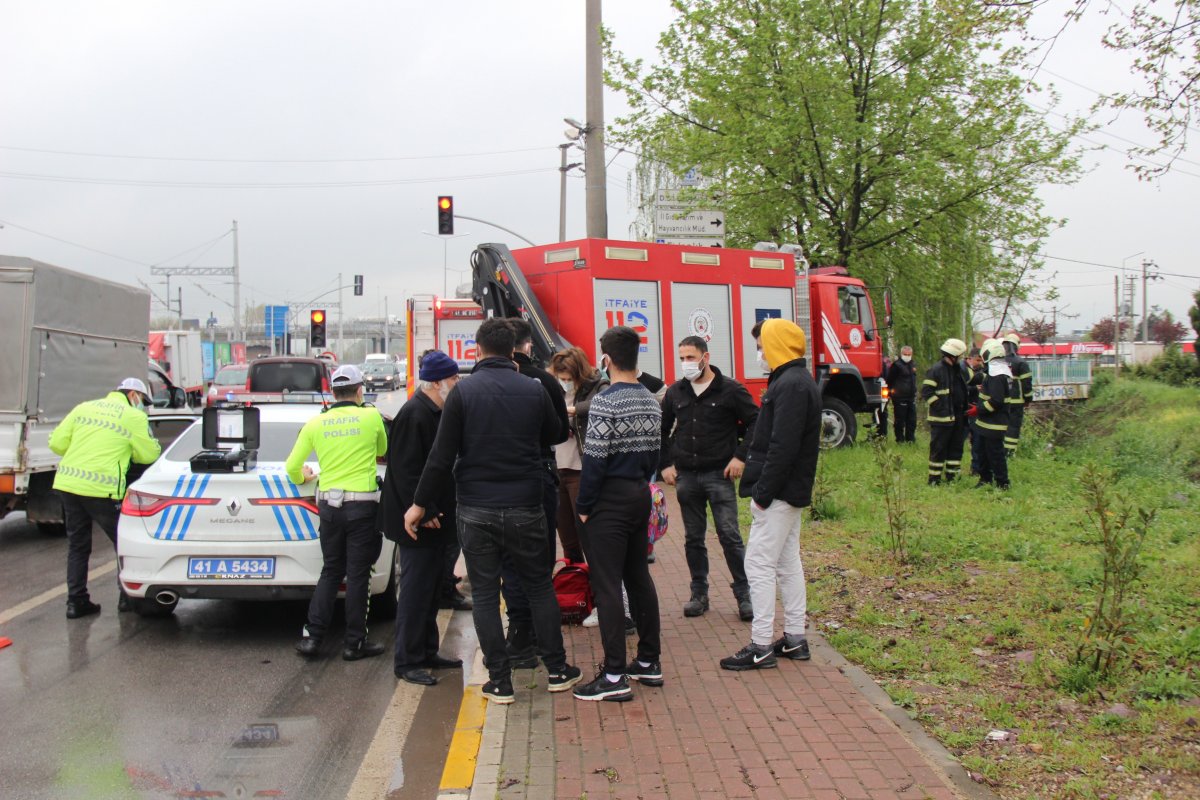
[438,685,488,791]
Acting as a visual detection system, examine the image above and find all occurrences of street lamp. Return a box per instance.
[421,230,471,296]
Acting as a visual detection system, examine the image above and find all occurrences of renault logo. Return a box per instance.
[228,498,242,516]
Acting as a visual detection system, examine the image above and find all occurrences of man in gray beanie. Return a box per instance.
[380,350,463,685]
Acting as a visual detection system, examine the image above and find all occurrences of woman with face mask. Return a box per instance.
[548,347,609,567]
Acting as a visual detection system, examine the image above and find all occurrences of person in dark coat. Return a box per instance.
[405,318,582,704]
[885,346,918,442]
[502,318,570,669]
[380,351,465,686]
[720,319,821,671]
[920,338,970,484]
[975,340,1017,489]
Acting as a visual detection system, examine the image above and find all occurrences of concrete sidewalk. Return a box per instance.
[448,492,986,800]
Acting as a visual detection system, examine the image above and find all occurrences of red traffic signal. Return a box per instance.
[437,195,454,235]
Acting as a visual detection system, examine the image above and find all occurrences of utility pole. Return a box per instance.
[338,271,344,357]
[383,296,389,355]
[1140,259,1161,343]
[584,0,608,238]
[1113,276,1121,376]
[232,220,242,342]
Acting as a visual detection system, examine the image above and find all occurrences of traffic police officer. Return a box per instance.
[1001,332,1034,456]
[49,377,161,618]
[287,365,388,661]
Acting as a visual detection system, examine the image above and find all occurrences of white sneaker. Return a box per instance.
[582,608,600,627]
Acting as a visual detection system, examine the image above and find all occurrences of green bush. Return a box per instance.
[1130,345,1200,387]
[1137,669,1197,701]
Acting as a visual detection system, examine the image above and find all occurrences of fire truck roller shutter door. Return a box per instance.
[670,283,733,378]
[594,279,663,378]
[739,286,795,378]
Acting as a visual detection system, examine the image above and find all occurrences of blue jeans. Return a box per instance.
[676,469,748,598]
[457,503,568,680]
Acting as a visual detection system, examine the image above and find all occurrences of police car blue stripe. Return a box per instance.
[287,480,319,540]
[272,475,305,541]
[164,475,200,541]
[154,475,187,539]
[176,475,211,541]
[259,475,292,542]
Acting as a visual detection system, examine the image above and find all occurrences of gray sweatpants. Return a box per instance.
[744,499,807,646]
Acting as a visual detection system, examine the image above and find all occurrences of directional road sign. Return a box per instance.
[655,237,726,248]
[654,208,726,237]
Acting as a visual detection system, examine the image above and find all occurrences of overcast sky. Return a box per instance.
[2,1,1195,337]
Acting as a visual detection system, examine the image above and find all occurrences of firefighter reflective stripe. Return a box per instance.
[978,421,1008,431]
[945,460,961,477]
[927,415,954,423]
[1004,396,1024,404]
[1004,437,1019,451]
[929,461,944,477]
[922,379,938,388]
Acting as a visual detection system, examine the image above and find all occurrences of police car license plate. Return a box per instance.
[187,557,275,579]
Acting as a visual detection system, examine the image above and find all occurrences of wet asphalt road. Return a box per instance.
[0,387,466,800]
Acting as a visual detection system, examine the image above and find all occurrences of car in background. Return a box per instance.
[205,364,250,407]
[362,361,401,392]
[116,404,399,618]
[246,357,331,394]
[147,360,191,412]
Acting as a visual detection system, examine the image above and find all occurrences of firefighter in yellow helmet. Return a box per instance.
[919,339,969,484]
[975,340,1020,489]
[1001,332,1034,456]
[48,377,162,618]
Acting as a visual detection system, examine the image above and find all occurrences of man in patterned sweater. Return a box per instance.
[573,326,664,702]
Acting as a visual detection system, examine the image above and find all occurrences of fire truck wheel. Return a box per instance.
[820,397,857,449]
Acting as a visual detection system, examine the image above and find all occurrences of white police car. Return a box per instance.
[117,403,398,618]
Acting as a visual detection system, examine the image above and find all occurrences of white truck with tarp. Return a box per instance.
[0,256,162,532]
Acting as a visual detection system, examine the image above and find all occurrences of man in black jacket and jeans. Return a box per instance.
[661,336,758,621]
[405,319,582,704]
[503,317,569,668]
[721,319,821,671]
[379,350,464,687]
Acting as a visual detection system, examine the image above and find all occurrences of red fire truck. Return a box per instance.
[404,295,485,392]
[469,238,889,448]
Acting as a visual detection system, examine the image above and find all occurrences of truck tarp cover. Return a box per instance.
[1,256,150,419]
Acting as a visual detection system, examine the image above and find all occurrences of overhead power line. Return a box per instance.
[0,167,556,189]
[0,143,557,164]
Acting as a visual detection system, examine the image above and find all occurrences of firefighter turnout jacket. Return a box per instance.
[286,401,387,491]
[48,391,161,499]
[1007,353,1034,405]
[920,360,969,425]
[976,373,1021,438]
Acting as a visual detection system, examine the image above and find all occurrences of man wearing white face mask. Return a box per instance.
[885,346,918,443]
[661,336,759,620]
[380,350,464,685]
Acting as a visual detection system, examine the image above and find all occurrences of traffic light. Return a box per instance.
[437,195,454,235]
[353,274,364,296]
[310,309,327,348]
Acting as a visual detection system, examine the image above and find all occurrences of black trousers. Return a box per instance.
[1006,405,1024,455]
[928,420,967,482]
[978,435,1010,487]
[501,461,559,626]
[62,492,120,603]
[579,478,661,674]
[394,541,447,671]
[893,398,917,442]
[440,539,462,600]
[306,500,382,646]
[969,418,987,475]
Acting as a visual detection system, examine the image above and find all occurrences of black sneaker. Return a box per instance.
[573,670,633,702]
[625,660,664,687]
[482,676,515,704]
[720,643,777,671]
[771,635,811,661]
[547,665,583,693]
[294,636,322,657]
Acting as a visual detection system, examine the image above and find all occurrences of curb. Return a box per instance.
[437,646,495,799]
[812,632,1002,800]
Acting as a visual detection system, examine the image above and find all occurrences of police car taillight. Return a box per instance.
[122,489,220,517]
[249,497,319,515]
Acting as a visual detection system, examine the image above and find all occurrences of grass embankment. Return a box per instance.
[743,378,1200,800]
